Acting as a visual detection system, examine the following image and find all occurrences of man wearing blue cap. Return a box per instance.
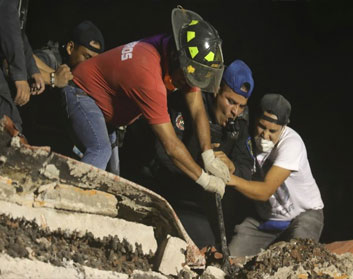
[120,59,256,248]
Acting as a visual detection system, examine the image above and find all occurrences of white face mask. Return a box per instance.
[255,136,275,153]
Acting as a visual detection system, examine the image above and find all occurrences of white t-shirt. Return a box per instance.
[255,126,324,221]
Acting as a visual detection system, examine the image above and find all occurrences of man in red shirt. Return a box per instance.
[62,7,229,196]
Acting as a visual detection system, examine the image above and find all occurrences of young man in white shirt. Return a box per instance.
[225,93,324,257]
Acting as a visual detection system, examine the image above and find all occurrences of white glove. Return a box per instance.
[196,169,225,198]
[201,149,230,183]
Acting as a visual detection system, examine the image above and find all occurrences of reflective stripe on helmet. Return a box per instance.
[188,46,199,58]
[187,31,195,42]
[205,51,215,62]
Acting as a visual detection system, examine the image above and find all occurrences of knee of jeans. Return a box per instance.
[234,217,259,234]
[85,142,111,157]
[100,144,112,161]
[290,222,323,241]
[289,211,324,241]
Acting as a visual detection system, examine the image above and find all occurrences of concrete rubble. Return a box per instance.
[0,116,206,278]
[0,116,353,279]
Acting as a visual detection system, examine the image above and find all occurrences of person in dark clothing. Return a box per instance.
[0,0,44,133]
[120,59,256,249]
[20,20,104,157]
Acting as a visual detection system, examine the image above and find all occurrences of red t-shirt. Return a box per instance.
[73,35,199,128]
[73,40,170,127]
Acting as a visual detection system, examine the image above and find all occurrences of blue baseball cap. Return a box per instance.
[222,59,254,98]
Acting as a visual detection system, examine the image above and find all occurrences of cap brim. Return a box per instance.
[171,7,203,51]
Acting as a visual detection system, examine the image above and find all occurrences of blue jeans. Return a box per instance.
[62,86,119,175]
[228,209,324,257]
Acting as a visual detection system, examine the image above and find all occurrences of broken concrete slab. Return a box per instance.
[35,183,118,217]
[156,234,187,276]
[325,240,353,255]
[1,116,353,279]
[0,117,205,268]
[0,200,157,255]
[200,266,226,279]
[0,252,130,279]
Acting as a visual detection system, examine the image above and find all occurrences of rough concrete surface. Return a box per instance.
[0,200,157,255]
[326,240,353,255]
[0,252,129,279]
[232,238,353,279]
[156,235,188,276]
[0,122,205,268]
[35,182,119,217]
[1,121,353,278]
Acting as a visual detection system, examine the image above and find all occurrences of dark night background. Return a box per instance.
[24,0,352,243]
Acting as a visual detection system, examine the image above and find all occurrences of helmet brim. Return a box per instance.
[180,53,224,93]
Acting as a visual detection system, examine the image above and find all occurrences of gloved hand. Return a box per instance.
[196,169,225,198]
[201,149,230,183]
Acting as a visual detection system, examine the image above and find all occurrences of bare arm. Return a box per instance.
[228,165,291,201]
[184,89,211,151]
[151,122,202,181]
[33,54,55,84]
[33,54,72,87]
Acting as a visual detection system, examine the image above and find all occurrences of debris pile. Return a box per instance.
[0,214,152,274]
[0,117,353,279]
[234,238,353,279]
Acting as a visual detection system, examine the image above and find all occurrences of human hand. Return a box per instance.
[30,72,45,95]
[54,64,73,88]
[14,80,31,106]
[211,143,220,149]
[201,149,230,183]
[214,150,235,174]
[196,169,225,198]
